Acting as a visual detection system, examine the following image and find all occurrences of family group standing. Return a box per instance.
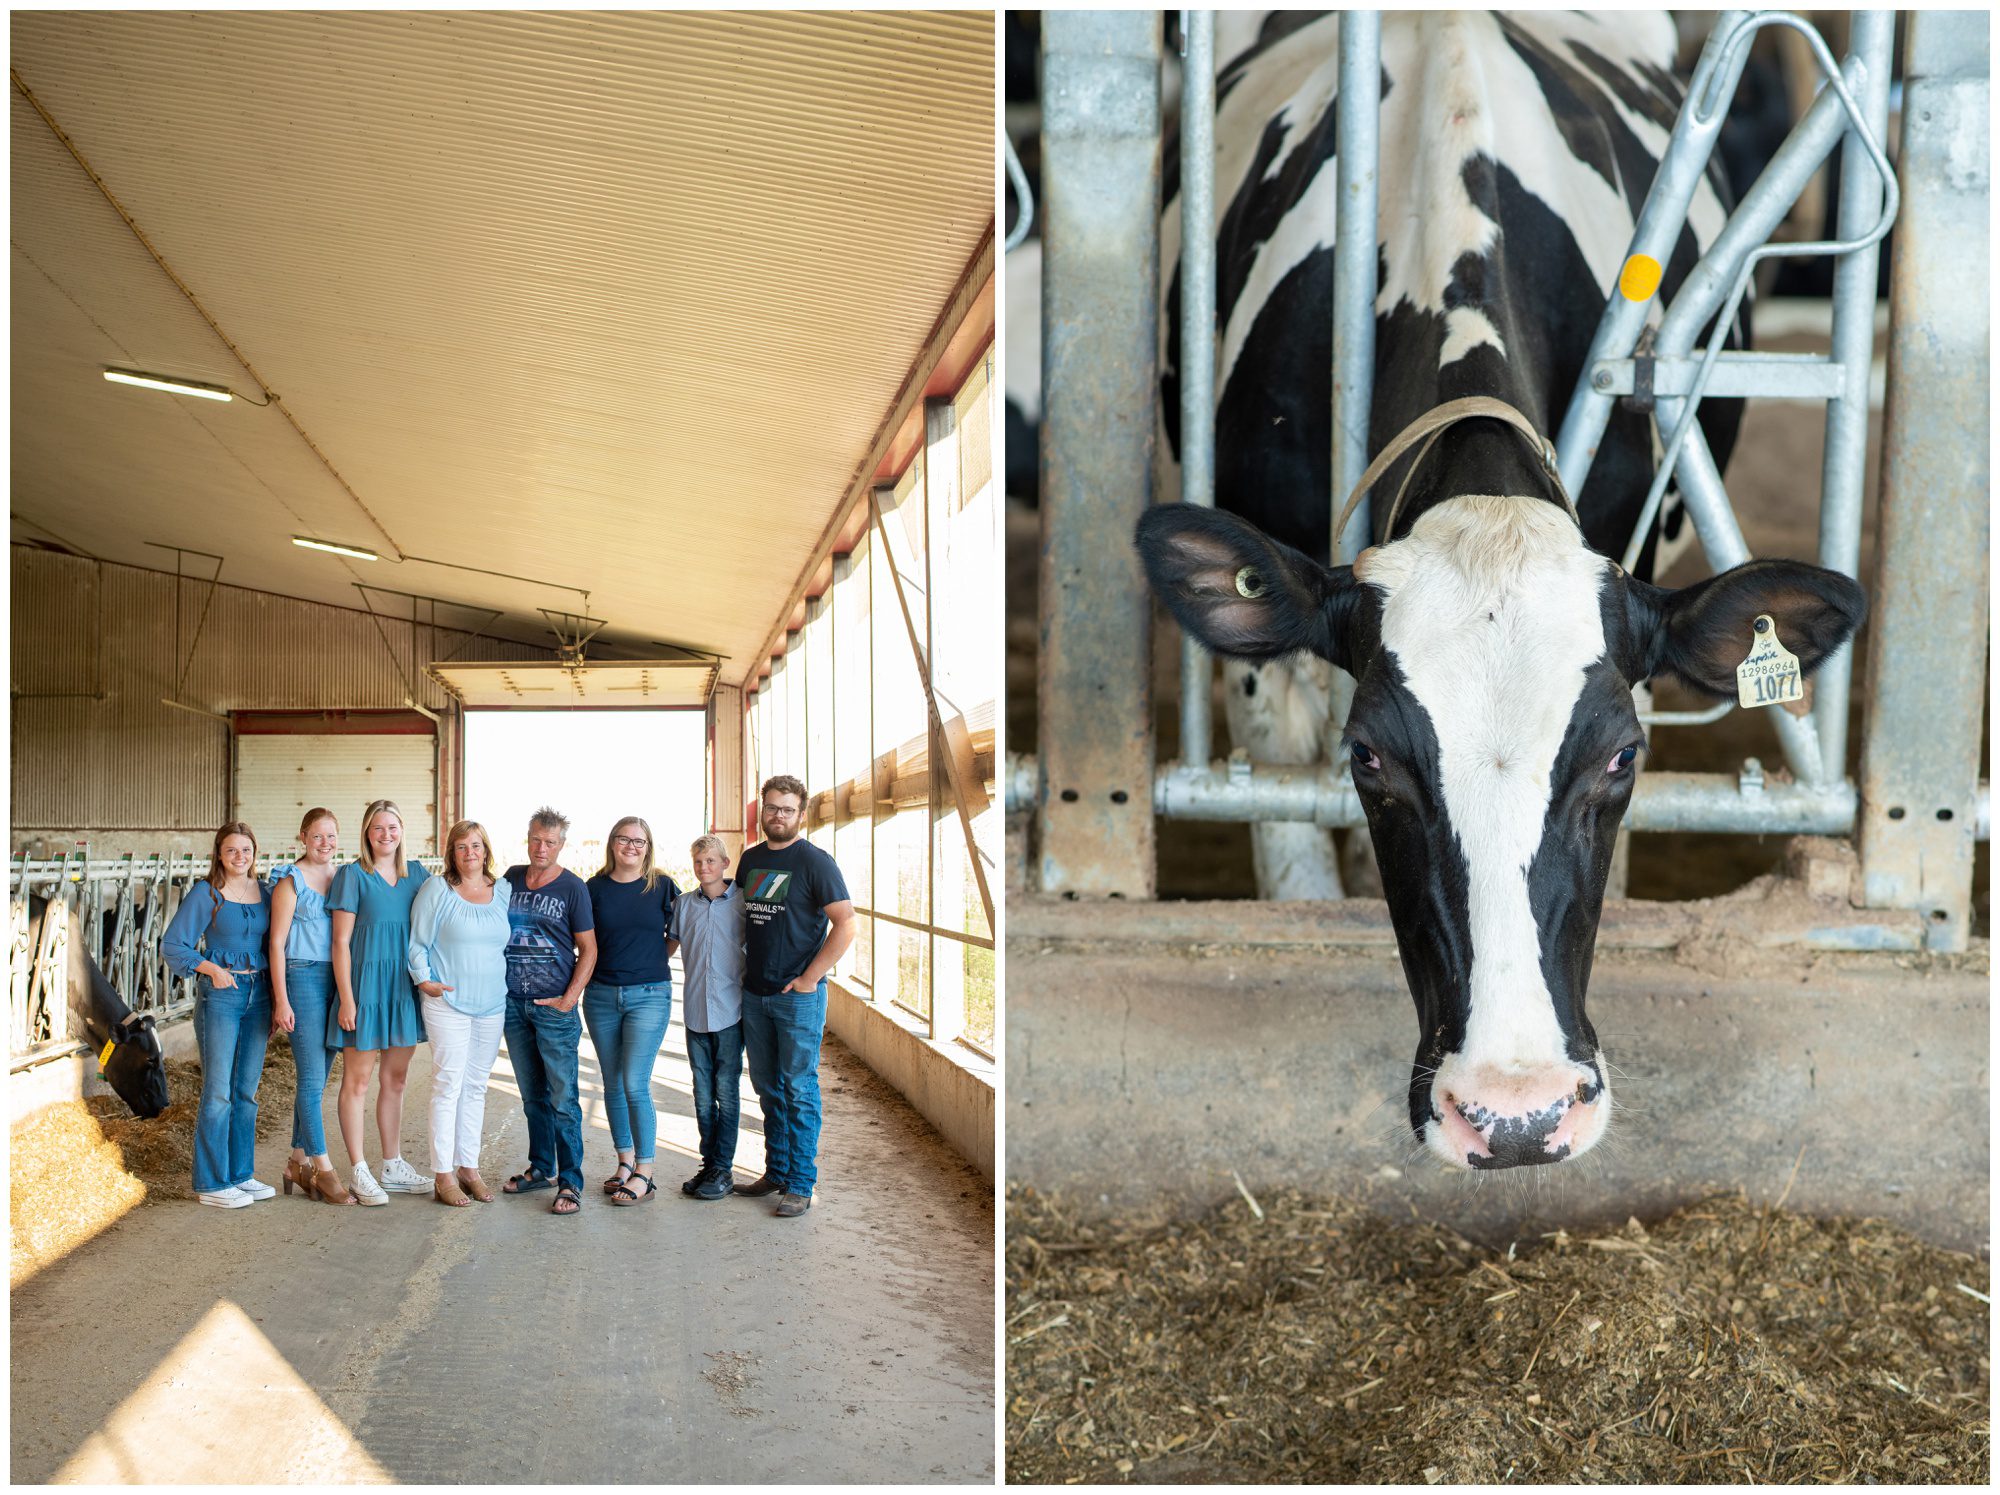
[159,777,854,1220]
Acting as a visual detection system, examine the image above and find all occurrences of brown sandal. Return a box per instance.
[456,1168,495,1203]
[312,1165,355,1205]
[282,1156,317,1199]
[435,1176,473,1208]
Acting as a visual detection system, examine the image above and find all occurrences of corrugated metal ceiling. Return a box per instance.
[10,9,995,688]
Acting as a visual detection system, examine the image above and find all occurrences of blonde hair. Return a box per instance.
[358,799,410,879]
[596,815,665,893]
[443,820,498,887]
[690,834,728,864]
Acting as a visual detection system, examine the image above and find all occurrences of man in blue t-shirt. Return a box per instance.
[497,807,597,1215]
[736,774,855,1218]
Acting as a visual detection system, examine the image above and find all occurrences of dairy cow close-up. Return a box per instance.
[1136,12,1866,1171]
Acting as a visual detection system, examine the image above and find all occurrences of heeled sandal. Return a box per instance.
[609,1170,657,1206]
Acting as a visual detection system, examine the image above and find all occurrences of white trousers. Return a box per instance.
[422,996,504,1174]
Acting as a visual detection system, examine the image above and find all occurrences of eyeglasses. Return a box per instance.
[761,805,801,818]
[611,836,649,849]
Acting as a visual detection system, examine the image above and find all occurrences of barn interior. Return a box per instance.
[9,10,996,1483]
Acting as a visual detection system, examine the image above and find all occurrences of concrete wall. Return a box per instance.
[10,545,556,855]
[1008,896,1990,1253]
[828,978,994,1179]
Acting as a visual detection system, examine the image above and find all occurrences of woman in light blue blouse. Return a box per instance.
[162,821,273,1209]
[408,819,512,1206]
[267,807,353,1205]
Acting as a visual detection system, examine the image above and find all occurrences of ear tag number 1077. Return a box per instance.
[1736,614,1804,709]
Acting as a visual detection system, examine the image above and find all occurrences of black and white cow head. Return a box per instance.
[1138,496,1864,1170]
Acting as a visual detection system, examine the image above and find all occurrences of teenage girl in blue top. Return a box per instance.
[162,821,273,1209]
[267,807,353,1205]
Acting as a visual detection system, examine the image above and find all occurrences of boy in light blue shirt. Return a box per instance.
[672,834,746,1200]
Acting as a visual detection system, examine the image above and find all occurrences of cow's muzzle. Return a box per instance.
[1425,1060,1608,1170]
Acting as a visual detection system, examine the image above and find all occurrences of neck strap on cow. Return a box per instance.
[1331,396,1581,553]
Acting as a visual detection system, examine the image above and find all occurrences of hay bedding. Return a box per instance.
[11,1042,302,1286]
[1006,1186,1989,1484]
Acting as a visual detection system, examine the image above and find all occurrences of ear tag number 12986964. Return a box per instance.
[1736,614,1804,709]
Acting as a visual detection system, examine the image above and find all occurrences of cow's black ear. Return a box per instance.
[1135,505,1362,667]
[1638,559,1865,698]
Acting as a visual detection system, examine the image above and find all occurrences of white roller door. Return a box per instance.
[234,734,437,857]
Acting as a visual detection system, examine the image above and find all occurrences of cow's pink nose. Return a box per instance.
[1434,1066,1603,1169]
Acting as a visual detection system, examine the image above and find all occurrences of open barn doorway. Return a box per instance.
[461,709,708,880]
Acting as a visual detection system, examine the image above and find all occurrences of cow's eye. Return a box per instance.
[1607,744,1639,775]
[1351,740,1381,773]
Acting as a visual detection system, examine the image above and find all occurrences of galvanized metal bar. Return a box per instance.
[1006,751,1988,842]
[1325,9,1380,764]
[1858,9,1990,953]
[1588,352,1848,401]
[1037,10,1163,899]
[1178,9,1217,771]
[1331,9,1379,551]
[1556,9,1755,497]
[1813,11,1897,782]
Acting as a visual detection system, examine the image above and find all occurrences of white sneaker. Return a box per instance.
[379,1156,432,1193]
[235,1177,276,1200]
[197,1186,253,1209]
[349,1161,389,1206]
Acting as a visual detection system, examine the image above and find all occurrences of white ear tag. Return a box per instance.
[1736,614,1804,708]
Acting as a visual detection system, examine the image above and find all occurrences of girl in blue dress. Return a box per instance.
[329,799,432,1205]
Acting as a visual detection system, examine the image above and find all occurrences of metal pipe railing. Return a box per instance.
[1815,10,1897,781]
[1177,10,1217,771]
[1324,9,1381,772]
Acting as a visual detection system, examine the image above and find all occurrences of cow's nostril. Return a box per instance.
[1575,1080,1590,1105]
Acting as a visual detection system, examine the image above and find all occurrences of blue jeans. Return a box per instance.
[582,980,672,1163]
[741,982,826,1194]
[686,1022,744,1171]
[282,960,335,1157]
[503,995,584,1192]
[192,971,271,1194]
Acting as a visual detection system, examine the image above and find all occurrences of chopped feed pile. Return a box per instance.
[11,1042,302,1286]
[1007,1186,1990,1484]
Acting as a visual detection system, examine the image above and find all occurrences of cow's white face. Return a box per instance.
[1349,497,1626,1168]
[1136,495,1866,1171]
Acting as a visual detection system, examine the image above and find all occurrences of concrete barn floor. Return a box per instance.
[10,1014,995,1484]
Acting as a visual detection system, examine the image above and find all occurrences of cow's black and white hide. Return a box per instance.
[1158,11,1752,899]
[28,894,170,1119]
[1139,12,1868,1169]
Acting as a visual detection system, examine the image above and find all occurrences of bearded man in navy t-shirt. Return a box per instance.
[735,774,856,1218]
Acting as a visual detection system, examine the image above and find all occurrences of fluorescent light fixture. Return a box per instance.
[103,368,234,401]
[292,535,378,561]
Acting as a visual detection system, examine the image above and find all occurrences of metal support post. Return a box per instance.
[1325,9,1380,756]
[1178,10,1216,772]
[1037,11,1163,898]
[1858,10,1989,952]
[1813,11,1896,781]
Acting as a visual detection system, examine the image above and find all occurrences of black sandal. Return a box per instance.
[601,1161,634,1196]
[504,1166,554,1194]
[609,1170,657,1206]
[551,1185,582,1216]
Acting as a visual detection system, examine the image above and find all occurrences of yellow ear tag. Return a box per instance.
[98,1038,116,1071]
[1736,614,1804,708]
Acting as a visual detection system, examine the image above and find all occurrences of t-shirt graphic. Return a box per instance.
[736,838,851,996]
[500,865,594,999]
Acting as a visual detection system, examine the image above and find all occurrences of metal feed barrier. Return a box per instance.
[7,852,444,1069]
[1015,9,1989,951]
